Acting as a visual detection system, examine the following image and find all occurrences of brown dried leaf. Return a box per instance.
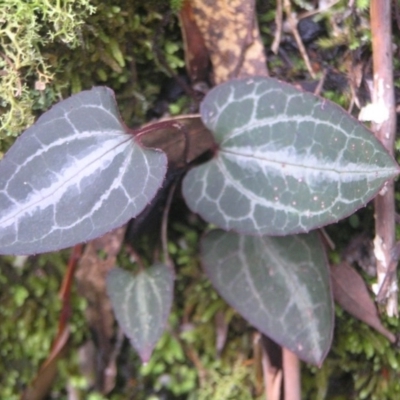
[179,1,210,83]
[138,115,215,168]
[331,262,395,343]
[191,0,268,84]
[75,226,125,394]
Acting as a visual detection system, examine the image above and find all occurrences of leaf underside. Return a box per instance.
[138,115,215,168]
[183,77,399,236]
[0,87,167,255]
[107,265,174,363]
[201,229,333,365]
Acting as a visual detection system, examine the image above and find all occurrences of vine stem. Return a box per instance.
[370,1,398,316]
[161,180,178,275]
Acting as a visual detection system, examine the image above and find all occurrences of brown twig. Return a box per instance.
[161,180,178,275]
[283,0,316,79]
[313,68,327,97]
[58,243,83,335]
[377,240,400,305]
[271,0,283,54]
[370,1,398,316]
[282,348,301,400]
[257,335,284,400]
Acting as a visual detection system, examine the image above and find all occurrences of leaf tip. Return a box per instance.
[137,345,154,364]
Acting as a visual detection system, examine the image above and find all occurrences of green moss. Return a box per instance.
[316,3,371,51]
[0,251,89,397]
[169,0,184,12]
[195,359,261,400]
[303,306,400,399]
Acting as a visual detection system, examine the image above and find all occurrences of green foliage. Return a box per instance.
[9,65,394,364]
[356,0,370,12]
[136,222,262,399]
[107,264,174,363]
[169,0,184,13]
[195,360,260,400]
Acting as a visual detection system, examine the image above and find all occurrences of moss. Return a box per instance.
[0,251,88,398]
[303,307,400,399]
[316,2,371,51]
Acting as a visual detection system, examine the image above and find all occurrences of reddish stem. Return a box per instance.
[55,244,83,346]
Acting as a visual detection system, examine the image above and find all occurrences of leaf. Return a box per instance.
[183,77,399,236]
[179,1,210,83]
[106,264,174,363]
[201,229,333,365]
[331,262,395,343]
[0,87,167,255]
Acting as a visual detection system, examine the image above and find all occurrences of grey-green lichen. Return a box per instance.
[0,0,96,139]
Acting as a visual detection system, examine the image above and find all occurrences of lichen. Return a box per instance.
[0,0,96,139]
[0,0,184,150]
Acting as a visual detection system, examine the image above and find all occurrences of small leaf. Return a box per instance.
[331,262,395,343]
[106,264,174,363]
[183,77,399,235]
[201,229,333,365]
[0,87,167,255]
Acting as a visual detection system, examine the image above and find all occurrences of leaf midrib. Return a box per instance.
[0,134,133,225]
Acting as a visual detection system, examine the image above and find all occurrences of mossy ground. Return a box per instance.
[2,1,400,399]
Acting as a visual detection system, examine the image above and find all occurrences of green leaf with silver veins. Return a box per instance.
[0,87,167,255]
[201,229,333,365]
[183,77,399,236]
[107,264,174,363]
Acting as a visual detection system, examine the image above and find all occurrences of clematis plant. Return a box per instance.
[0,77,398,364]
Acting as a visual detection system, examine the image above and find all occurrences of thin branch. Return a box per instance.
[283,0,316,79]
[370,0,397,316]
[271,0,283,54]
[161,180,178,275]
[282,348,301,400]
[57,244,83,336]
[313,68,327,96]
[259,334,282,400]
